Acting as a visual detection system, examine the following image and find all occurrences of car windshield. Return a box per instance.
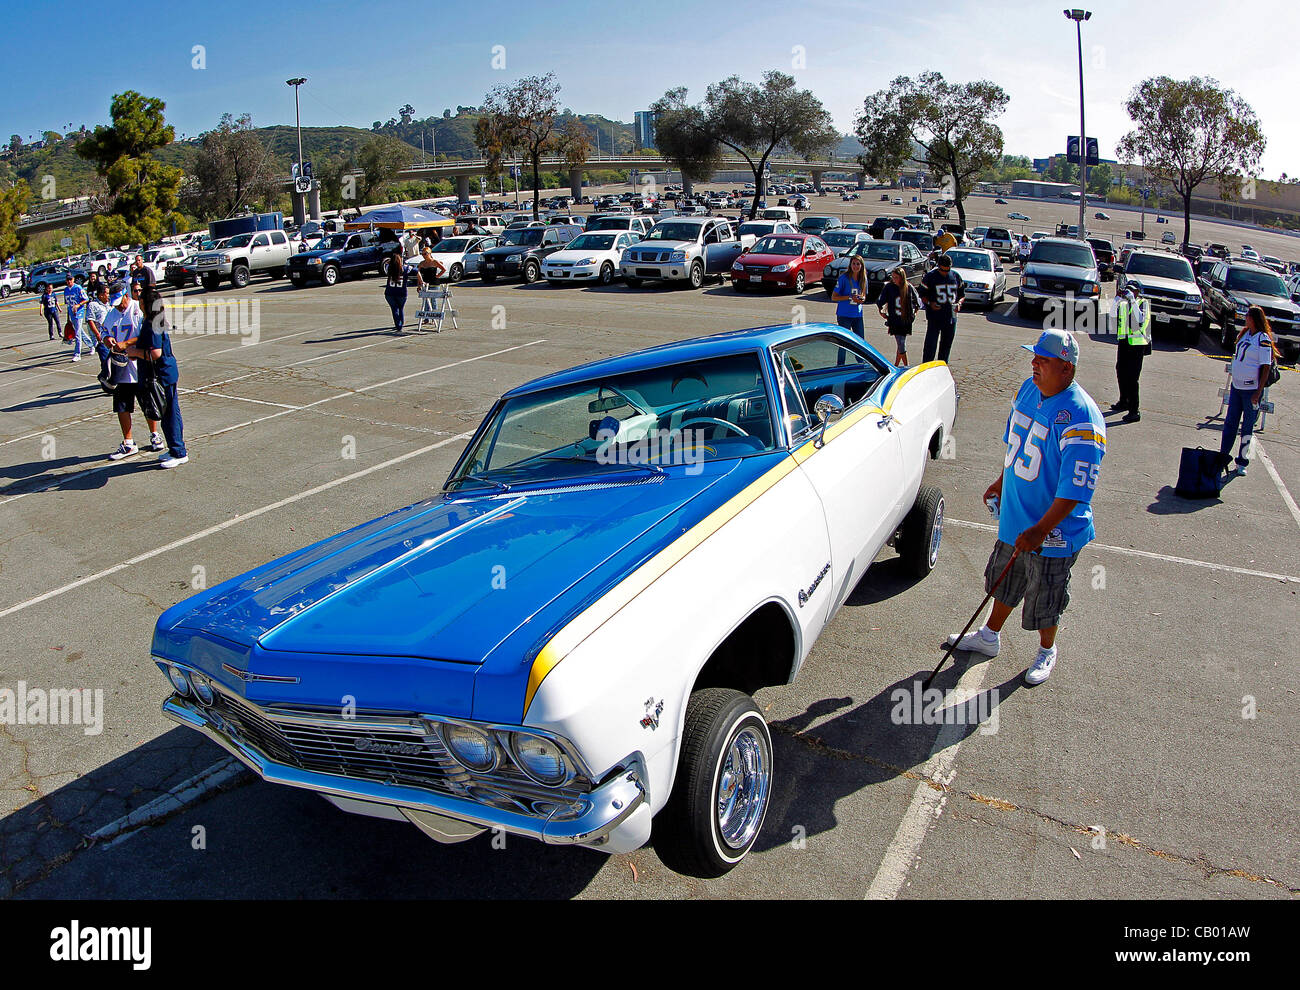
[850,242,901,261]
[751,236,804,256]
[500,228,545,246]
[431,238,473,253]
[224,234,254,248]
[645,222,703,241]
[1126,254,1194,280]
[947,251,992,271]
[316,234,349,251]
[1226,268,1287,296]
[823,231,860,247]
[565,233,618,251]
[447,353,776,489]
[1030,242,1094,267]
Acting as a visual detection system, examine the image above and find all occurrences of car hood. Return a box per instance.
[544,248,614,263]
[1025,262,1098,281]
[739,252,804,267]
[153,455,782,721]
[631,239,695,251]
[952,267,995,287]
[1124,274,1198,295]
[825,256,900,275]
[1227,290,1298,314]
[482,245,537,257]
[290,247,348,261]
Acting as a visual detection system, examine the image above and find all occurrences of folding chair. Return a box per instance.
[415,285,458,334]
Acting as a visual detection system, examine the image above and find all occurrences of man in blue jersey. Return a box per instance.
[947,330,1106,685]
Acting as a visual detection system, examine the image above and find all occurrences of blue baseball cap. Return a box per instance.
[1022,329,1079,365]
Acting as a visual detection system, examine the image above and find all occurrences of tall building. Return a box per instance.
[634,111,657,151]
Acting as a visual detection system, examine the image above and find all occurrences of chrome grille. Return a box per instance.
[210,692,592,812]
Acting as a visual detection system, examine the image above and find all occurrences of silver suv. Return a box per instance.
[619,217,744,289]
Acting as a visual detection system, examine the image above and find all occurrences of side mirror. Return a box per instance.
[813,394,845,448]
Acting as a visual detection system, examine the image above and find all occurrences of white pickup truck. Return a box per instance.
[193,229,294,289]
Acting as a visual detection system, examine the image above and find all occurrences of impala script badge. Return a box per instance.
[798,563,831,607]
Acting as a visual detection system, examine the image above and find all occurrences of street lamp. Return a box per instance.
[286,77,307,179]
[1064,9,1091,240]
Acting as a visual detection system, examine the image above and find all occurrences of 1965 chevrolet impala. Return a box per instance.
[154,323,957,876]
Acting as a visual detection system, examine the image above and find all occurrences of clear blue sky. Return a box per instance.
[2,0,1294,176]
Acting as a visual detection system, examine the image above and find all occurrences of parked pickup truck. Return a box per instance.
[193,229,294,290]
[619,217,746,289]
[287,230,395,286]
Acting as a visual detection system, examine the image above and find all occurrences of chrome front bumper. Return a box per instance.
[163,694,647,847]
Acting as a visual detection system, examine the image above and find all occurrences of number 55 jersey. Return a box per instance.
[999,378,1107,556]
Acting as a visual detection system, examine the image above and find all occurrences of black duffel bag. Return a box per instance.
[1175,447,1223,499]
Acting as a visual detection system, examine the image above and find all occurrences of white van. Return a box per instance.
[467,214,504,234]
[758,206,799,224]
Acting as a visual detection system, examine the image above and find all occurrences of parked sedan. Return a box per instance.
[821,229,872,258]
[820,239,931,301]
[151,321,956,876]
[423,235,501,282]
[730,233,834,292]
[944,247,1006,307]
[542,231,641,285]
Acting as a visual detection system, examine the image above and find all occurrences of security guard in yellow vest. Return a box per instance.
[1112,282,1152,422]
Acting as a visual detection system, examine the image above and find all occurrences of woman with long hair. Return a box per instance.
[876,266,921,367]
[1219,305,1276,477]
[132,281,187,467]
[384,248,413,333]
[417,245,448,288]
[831,253,868,338]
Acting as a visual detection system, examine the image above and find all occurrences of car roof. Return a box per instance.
[504,323,847,398]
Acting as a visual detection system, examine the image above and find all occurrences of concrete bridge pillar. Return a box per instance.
[308,183,321,221]
[292,189,306,227]
[456,174,471,204]
[682,176,693,196]
[811,169,824,193]
[570,169,583,202]
[856,171,865,190]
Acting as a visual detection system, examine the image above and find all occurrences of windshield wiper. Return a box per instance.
[448,473,511,493]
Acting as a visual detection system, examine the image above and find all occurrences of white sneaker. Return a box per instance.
[108,441,138,461]
[149,432,166,452]
[946,626,1000,657]
[158,454,188,468]
[1025,647,1058,685]
[71,355,82,362]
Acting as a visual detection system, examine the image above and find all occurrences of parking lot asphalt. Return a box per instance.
[1,188,1297,900]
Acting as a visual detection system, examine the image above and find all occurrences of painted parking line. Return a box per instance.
[0,430,475,620]
[88,757,248,849]
[1258,442,1300,533]
[948,517,1300,584]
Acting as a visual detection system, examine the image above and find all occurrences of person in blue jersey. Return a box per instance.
[830,253,868,338]
[947,330,1106,685]
[63,272,90,362]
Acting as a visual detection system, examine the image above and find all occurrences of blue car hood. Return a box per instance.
[154,456,783,721]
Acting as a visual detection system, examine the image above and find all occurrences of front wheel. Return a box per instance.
[322,264,339,287]
[792,271,805,293]
[449,263,464,282]
[231,264,250,289]
[598,261,614,285]
[0,286,8,298]
[688,261,703,289]
[624,276,641,288]
[655,688,772,877]
[897,483,945,578]
[522,260,540,284]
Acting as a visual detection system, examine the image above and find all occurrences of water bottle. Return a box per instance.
[986,495,1000,520]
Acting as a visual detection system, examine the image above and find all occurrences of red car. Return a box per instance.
[730,233,834,293]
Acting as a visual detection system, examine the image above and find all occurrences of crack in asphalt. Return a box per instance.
[774,722,1300,896]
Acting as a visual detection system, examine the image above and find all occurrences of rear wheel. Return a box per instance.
[655,688,772,877]
[897,483,945,578]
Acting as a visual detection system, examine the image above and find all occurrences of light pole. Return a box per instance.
[1064,9,1090,240]
[286,77,307,178]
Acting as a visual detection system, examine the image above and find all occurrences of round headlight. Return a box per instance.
[443,723,498,773]
[510,733,571,786]
[167,665,192,696]
[190,672,215,706]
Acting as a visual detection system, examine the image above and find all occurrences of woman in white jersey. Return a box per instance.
[1219,306,1276,477]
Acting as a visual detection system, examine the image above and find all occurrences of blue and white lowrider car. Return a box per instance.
[154,323,957,876]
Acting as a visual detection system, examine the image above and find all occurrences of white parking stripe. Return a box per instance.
[948,518,1300,584]
[0,430,475,620]
[89,758,247,848]
[1258,442,1300,533]
[866,663,990,899]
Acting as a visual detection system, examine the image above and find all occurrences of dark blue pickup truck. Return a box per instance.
[287,230,398,286]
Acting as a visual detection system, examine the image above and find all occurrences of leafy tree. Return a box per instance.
[0,179,30,259]
[43,131,63,144]
[653,71,837,217]
[1087,163,1114,197]
[476,73,564,219]
[399,104,415,125]
[189,113,279,219]
[854,71,1008,229]
[555,117,591,171]
[1118,76,1266,249]
[76,90,184,245]
[357,135,409,203]
[8,135,20,151]
[443,108,452,119]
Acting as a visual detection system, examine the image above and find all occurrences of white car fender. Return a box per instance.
[524,460,831,814]
[883,363,958,499]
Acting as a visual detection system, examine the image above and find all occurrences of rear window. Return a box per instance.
[986,228,1010,240]
[1029,241,1095,268]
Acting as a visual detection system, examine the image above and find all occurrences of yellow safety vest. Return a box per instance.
[1117,294,1151,345]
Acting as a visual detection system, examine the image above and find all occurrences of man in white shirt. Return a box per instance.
[101,283,163,461]
[1218,307,1275,477]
